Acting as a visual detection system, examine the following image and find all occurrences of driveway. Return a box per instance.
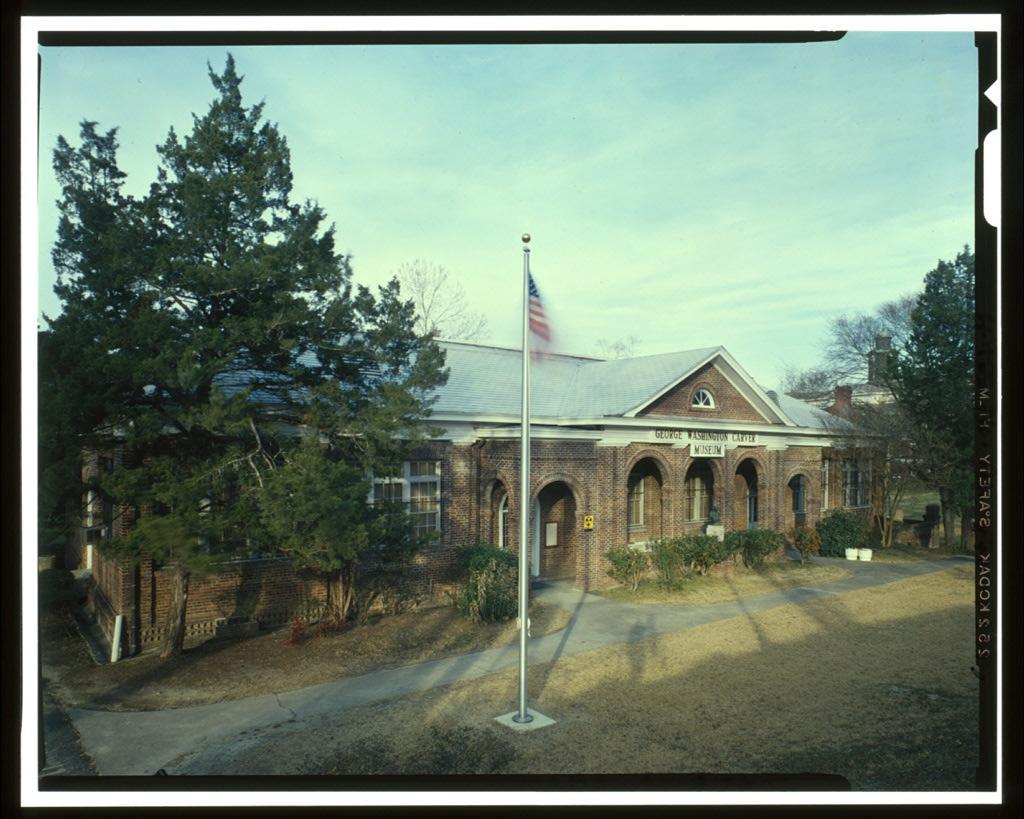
[62,554,970,775]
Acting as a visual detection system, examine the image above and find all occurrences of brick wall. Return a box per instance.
[78,435,842,651]
[641,362,775,424]
[137,558,330,646]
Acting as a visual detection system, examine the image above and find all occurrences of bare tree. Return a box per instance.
[782,293,918,395]
[824,404,918,549]
[596,335,642,359]
[780,365,839,398]
[394,260,489,342]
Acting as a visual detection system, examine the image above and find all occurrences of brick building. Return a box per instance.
[71,340,865,654]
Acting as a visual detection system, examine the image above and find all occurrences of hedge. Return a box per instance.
[723,528,787,569]
[816,509,869,556]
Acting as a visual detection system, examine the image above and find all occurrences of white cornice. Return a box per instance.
[430,412,829,435]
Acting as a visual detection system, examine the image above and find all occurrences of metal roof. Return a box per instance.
[433,341,832,429]
[770,390,846,430]
[211,340,836,431]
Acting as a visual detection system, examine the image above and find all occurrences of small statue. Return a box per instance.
[707,500,720,526]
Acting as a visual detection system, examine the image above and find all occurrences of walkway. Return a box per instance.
[66,554,969,775]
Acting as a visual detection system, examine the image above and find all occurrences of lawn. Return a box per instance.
[867,542,969,563]
[897,485,941,521]
[173,564,977,790]
[39,570,570,711]
[596,560,852,605]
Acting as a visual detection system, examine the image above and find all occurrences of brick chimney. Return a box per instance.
[827,384,853,417]
[867,333,892,385]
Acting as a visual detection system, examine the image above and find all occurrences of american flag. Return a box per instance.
[528,273,550,343]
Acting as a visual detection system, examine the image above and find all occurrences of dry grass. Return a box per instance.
[596,561,851,605]
[40,586,570,711]
[897,487,941,521]
[868,543,968,563]
[184,565,977,790]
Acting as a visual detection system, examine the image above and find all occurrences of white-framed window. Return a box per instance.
[691,388,715,409]
[627,476,645,528]
[84,489,99,528]
[497,492,508,549]
[84,489,113,537]
[842,460,869,508]
[372,460,442,538]
[684,462,713,521]
[822,461,830,510]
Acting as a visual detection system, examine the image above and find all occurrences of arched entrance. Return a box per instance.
[532,481,577,580]
[734,459,759,530]
[626,457,665,543]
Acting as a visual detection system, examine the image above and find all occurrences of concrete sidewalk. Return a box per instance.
[67,554,970,775]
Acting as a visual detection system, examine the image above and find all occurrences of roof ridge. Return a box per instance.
[437,339,602,361]
[583,345,722,366]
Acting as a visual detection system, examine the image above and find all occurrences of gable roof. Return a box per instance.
[431,341,828,429]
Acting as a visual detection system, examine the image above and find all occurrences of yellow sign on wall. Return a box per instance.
[583,515,594,530]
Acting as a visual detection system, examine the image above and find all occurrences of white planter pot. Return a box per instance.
[858,548,873,561]
[845,548,859,561]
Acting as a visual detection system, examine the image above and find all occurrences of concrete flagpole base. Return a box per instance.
[494,711,556,732]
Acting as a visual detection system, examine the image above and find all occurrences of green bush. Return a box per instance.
[606,544,650,592]
[453,542,514,574]
[724,528,787,569]
[454,543,518,623]
[788,526,821,564]
[679,534,732,576]
[649,539,688,589]
[816,509,869,556]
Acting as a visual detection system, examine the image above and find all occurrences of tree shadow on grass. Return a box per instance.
[529,582,589,704]
[274,595,978,786]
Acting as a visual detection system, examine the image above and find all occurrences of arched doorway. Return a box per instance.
[532,481,577,580]
[734,459,759,530]
[626,457,664,543]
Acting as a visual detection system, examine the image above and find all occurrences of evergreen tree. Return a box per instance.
[891,247,975,551]
[45,56,447,657]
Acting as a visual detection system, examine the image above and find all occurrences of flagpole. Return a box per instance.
[515,232,533,724]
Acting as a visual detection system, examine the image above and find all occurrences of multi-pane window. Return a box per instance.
[373,460,441,539]
[691,388,715,409]
[84,489,99,528]
[627,477,645,528]
[373,480,403,505]
[84,489,113,537]
[822,461,830,510]
[842,460,868,508]
[684,463,713,521]
[790,475,806,514]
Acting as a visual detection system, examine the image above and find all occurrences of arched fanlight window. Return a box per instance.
[691,388,715,409]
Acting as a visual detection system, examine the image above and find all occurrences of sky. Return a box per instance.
[35,33,978,388]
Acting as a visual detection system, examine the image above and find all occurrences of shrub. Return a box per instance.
[724,528,787,569]
[816,509,869,556]
[454,542,514,574]
[284,616,306,646]
[649,539,688,589]
[678,534,732,576]
[606,544,650,592]
[788,526,821,564]
[455,543,518,623]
